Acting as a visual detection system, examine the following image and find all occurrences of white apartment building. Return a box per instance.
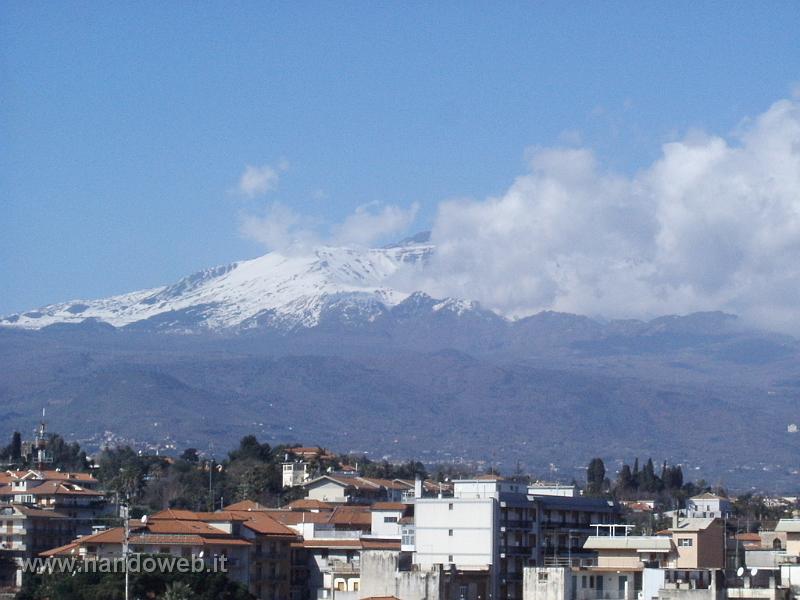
[411,477,621,600]
[414,476,536,600]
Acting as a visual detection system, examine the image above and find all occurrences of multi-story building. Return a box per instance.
[283,461,311,488]
[685,493,734,519]
[405,477,621,600]
[0,504,74,589]
[533,491,620,567]
[42,508,301,600]
[547,517,728,600]
[0,469,111,536]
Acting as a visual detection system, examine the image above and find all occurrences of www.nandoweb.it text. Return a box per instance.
[20,554,228,575]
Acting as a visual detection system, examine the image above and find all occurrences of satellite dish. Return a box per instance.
[141,515,148,525]
[737,567,744,577]
[198,551,204,559]
[751,568,759,577]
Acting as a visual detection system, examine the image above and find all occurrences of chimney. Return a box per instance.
[414,476,423,499]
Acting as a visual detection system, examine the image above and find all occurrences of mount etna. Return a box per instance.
[2,235,799,489]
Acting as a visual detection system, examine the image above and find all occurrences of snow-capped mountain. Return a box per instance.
[0,235,488,332]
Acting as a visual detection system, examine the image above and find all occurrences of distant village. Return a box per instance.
[1,419,800,600]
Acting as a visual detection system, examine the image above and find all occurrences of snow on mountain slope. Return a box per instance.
[1,241,436,332]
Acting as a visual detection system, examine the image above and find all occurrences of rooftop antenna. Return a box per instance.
[33,408,53,470]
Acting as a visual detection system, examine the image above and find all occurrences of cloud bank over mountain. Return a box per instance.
[397,97,800,332]
[226,97,800,333]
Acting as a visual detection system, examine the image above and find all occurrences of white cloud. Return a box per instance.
[233,98,800,333]
[239,202,320,252]
[236,161,288,198]
[240,200,419,252]
[331,202,420,246]
[411,97,800,332]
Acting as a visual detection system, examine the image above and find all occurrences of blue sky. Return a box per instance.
[2,3,799,315]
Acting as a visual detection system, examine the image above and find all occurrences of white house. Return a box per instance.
[686,493,733,519]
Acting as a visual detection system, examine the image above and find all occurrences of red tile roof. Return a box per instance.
[223,499,269,511]
[150,508,298,538]
[285,498,334,511]
[370,502,408,511]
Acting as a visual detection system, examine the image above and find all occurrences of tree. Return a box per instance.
[615,464,634,497]
[163,581,195,600]
[228,435,271,463]
[180,448,200,463]
[586,458,606,496]
[10,432,22,461]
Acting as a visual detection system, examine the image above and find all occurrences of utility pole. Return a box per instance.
[122,499,130,600]
[208,456,214,511]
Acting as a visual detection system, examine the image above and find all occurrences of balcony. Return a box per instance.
[327,561,360,574]
[312,529,362,539]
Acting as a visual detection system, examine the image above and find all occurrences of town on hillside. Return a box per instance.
[0,422,799,600]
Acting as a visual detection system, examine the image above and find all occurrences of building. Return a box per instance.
[413,476,531,599]
[774,520,800,557]
[0,469,110,536]
[669,518,725,570]
[302,475,410,504]
[686,494,734,519]
[408,476,620,600]
[42,508,301,600]
[528,483,578,498]
[534,493,620,567]
[522,566,727,600]
[284,460,311,488]
[0,504,74,588]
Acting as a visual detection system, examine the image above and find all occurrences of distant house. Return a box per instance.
[685,493,733,519]
[302,475,409,504]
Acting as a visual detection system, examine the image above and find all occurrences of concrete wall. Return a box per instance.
[523,567,570,600]
[595,549,648,570]
[414,498,495,568]
[371,509,403,538]
[306,481,349,503]
[785,533,800,557]
[359,550,442,600]
[642,568,666,600]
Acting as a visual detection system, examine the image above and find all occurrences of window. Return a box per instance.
[582,576,587,589]
[538,572,549,582]
[448,529,454,536]
[678,538,693,547]
[448,555,453,563]
[383,516,398,523]
[448,503,454,510]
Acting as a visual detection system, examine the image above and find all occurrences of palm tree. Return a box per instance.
[162,581,194,600]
